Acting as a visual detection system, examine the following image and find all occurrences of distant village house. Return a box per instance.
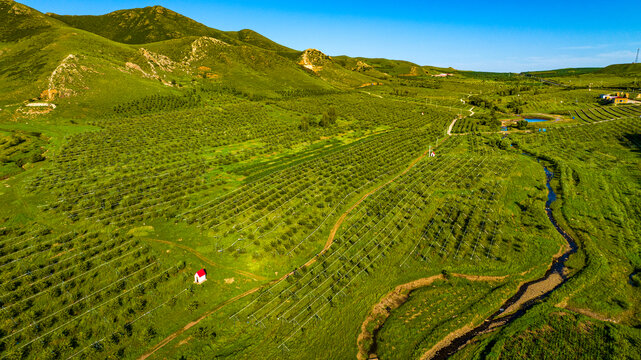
[194,268,207,284]
[600,92,630,105]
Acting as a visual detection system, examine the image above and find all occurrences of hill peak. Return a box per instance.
[113,5,176,17]
[48,5,230,45]
[1,0,31,15]
[0,0,56,41]
[298,49,331,72]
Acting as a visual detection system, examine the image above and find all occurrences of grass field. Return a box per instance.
[1,1,641,359]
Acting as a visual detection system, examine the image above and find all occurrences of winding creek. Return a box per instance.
[429,156,579,359]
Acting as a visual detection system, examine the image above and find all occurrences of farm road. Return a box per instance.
[140,131,449,359]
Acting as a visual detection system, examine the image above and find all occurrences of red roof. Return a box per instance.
[196,268,206,277]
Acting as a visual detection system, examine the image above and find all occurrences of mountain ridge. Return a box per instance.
[3,0,635,119]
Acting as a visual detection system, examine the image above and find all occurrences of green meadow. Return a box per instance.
[0,1,640,359]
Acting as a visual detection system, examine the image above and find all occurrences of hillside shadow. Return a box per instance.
[621,134,641,156]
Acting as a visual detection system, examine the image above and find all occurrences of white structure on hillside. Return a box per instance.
[26,103,56,109]
[194,268,207,284]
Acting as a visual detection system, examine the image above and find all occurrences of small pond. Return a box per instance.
[524,118,549,123]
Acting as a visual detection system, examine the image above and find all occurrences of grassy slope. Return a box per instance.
[339,56,427,77]
[0,0,188,118]
[49,5,299,55]
[298,49,381,88]
[144,38,337,97]
[3,2,381,109]
[1,1,640,359]
[596,63,641,76]
[47,5,240,46]
[524,67,601,77]
[227,28,296,53]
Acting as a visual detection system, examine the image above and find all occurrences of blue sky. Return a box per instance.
[22,0,641,72]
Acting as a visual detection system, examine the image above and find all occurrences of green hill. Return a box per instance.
[596,63,641,75]
[297,49,381,88]
[1,1,357,116]
[335,57,428,77]
[0,0,59,41]
[228,29,296,53]
[47,5,239,45]
[0,2,190,116]
[1,0,389,113]
[332,56,391,79]
[48,6,297,54]
[524,67,601,77]
[143,39,337,97]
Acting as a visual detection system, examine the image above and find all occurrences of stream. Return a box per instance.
[430,156,579,359]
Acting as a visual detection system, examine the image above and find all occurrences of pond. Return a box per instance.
[524,118,549,123]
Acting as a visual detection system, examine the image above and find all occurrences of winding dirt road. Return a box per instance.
[139,287,262,360]
[447,106,475,136]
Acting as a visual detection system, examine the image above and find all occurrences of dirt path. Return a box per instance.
[451,273,507,282]
[357,273,507,360]
[447,118,458,136]
[561,306,619,323]
[447,106,474,136]
[138,287,261,360]
[420,323,473,360]
[500,273,563,316]
[140,140,442,359]
[313,145,434,269]
[360,90,383,99]
[147,238,266,281]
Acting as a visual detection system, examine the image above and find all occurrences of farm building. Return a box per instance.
[600,93,630,104]
[194,268,207,284]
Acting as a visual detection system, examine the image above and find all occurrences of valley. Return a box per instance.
[1,1,641,359]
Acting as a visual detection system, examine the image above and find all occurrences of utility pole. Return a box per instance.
[635,48,640,64]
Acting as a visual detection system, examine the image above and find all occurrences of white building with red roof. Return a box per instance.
[194,268,207,284]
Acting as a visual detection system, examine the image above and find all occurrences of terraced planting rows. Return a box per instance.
[515,116,641,152]
[518,89,603,113]
[180,129,445,256]
[5,90,625,360]
[25,102,455,261]
[228,136,547,352]
[30,103,347,225]
[569,105,641,123]
[0,227,187,359]
[275,92,457,128]
[1,93,463,358]
[451,117,480,133]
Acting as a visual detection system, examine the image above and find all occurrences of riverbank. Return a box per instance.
[427,155,579,359]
